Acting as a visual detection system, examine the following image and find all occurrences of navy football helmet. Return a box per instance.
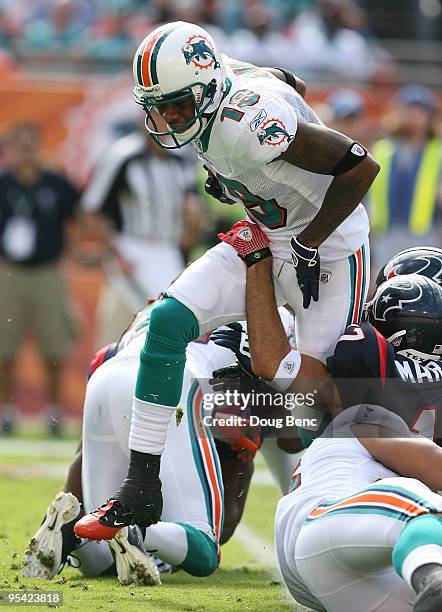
[365,273,442,359]
[375,246,442,289]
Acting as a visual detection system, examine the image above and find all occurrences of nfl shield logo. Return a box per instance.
[283,361,295,374]
[320,271,332,284]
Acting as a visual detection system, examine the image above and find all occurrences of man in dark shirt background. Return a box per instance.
[0,122,80,435]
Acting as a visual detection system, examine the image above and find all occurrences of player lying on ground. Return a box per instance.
[23,300,300,583]
[76,21,380,537]
[231,224,442,611]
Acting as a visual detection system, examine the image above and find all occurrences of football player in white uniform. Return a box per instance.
[232,223,442,612]
[23,299,299,583]
[23,302,226,582]
[76,21,379,538]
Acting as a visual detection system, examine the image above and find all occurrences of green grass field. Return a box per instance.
[0,436,308,611]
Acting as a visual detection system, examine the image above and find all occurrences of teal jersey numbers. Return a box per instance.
[217,175,287,229]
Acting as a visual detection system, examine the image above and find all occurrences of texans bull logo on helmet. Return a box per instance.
[372,279,423,322]
[376,247,442,289]
[385,254,442,285]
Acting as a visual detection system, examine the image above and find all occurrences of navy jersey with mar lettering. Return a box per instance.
[327,322,442,444]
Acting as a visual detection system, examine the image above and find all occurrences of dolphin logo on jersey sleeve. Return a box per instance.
[257,118,294,146]
[372,279,423,322]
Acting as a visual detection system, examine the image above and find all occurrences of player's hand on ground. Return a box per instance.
[204,168,236,204]
[218,220,271,266]
[290,236,320,309]
[210,323,254,377]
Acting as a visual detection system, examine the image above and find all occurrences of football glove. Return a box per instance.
[290,236,320,309]
[218,220,271,267]
[204,169,236,204]
[210,322,254,377]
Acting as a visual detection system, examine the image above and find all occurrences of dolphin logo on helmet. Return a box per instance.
[182,36,220,70]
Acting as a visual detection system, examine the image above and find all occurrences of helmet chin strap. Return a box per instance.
[173,115,206,143]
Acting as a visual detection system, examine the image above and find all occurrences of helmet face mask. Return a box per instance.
[134,80,217,149]
[133,22,225,149]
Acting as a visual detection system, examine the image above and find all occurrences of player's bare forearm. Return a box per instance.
[246,256,341,416]
[298,158,379,247]
[246,257,290,379]
[355,427,442,491]
[276,122,380,247]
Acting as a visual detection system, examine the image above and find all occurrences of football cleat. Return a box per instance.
[107,526,161,586]
[413,564,442,612]
[74,499,133,541]
[22,491,81,579]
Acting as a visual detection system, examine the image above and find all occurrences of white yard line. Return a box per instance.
[0,462,69,479]
[0,439,77,458]
[234,522,277,569]
[234,522,303,610]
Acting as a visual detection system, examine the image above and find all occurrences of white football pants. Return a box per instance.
[167,240,370,363]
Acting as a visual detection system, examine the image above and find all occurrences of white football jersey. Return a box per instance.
[194,57,369,262]
[275,405,410,605]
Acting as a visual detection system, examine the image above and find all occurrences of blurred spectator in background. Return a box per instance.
[229,1,291,68]
[1,0,396,83]
[288,0,392,82]
[80,124,202,348]
[0,7,17,53]
[322,88,373,146]
[0,123,80,435]
[368,84,442,275]
[83,4,133,68]
[19,0,82,55]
